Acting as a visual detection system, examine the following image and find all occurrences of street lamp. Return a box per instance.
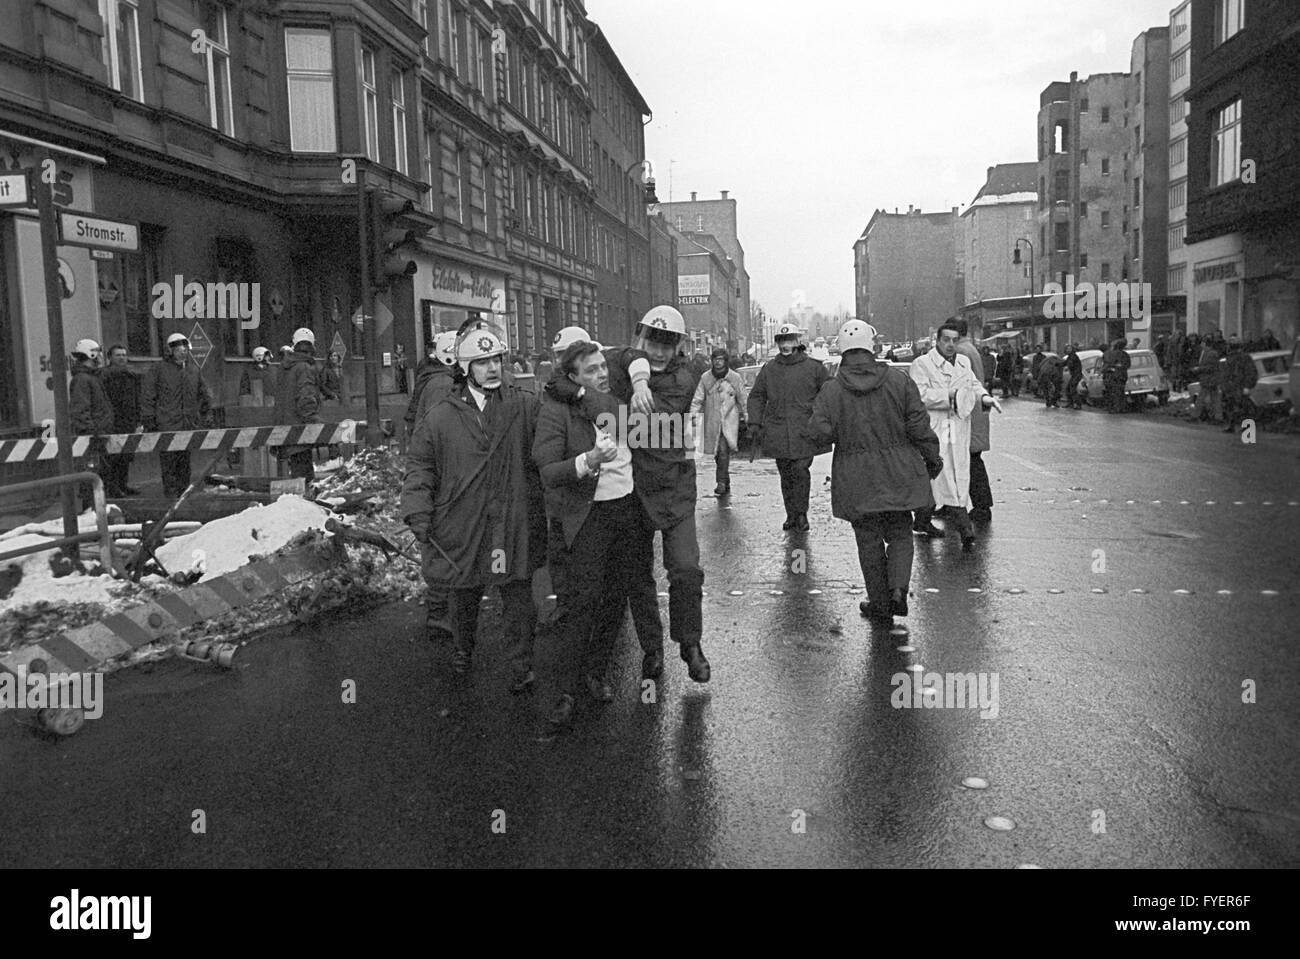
[1013,238,1036,347]
[624,159,660,340]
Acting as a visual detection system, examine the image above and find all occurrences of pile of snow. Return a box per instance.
[155,495,333,583]
[0,507,131,614]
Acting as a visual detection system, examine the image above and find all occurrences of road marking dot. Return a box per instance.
[545,594,558,601]
[1263,501,1273,506]
[807,589,823,595]
[1091,587,1107,594]
[1131,588,1149,594]
[905,664,924,672]
[1016,864,1045,869]
[1126,500,1135,505]
[1048,588,1064,594]
[962,777,989,790]
[728,590,744,597]
[1173,589,1192,595]
[984,816,1016,832]
[847,587,864,594]
[1233,501,1244,506]
[1205,501,1215,505]
[896,645,916,653]
[967,587,982,593]
[769,590,784,596]
[1261,590,1279,597]
[889,626,909,636]
[925,587,940,594]
[657,592,669,598]
[1180,500,1190,505]
[1098,499,1109,504]
[1151,500,1161,504]
[1007,588,1025,594]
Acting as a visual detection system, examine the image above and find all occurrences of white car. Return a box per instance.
[1189,350,1292,413]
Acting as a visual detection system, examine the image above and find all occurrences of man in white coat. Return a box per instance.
[689,347,748,496]
[909,321,1002,548]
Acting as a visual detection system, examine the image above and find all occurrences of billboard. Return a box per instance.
[678,273,710,306]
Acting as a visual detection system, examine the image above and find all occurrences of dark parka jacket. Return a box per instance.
[101,365,142,432]
[69,361,116,436]
[532,382,602,549]
[274,350,322,460]
[809,353,940,518]
[140,357,212,431]
[1222,350,1258,394]
[548,346,697,530]
[401,382,546,588]
[412,361,456,427]
[747,349,832,459]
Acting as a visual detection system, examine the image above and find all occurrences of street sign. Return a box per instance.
[330,331,347,361]
[188,321,214,368]
[352,306,366,329]
[56,209,140,252]
[0,170,32,208]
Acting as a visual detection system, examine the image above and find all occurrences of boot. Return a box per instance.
[859,600,893,624]
[681,643,710,683]
[912,509,945,538]
[794,513,810,531]
[890,588,909,617]
[642,647,664,680]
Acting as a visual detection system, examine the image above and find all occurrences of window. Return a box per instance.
[1171,51,1188,81]
[1054,221,1069,252]
[1211,99,1243,186]
[417,0,429,56]
[1133,227,1140,258]
[1100,262,1111,281]
[1101,157,1110,175]
[391,69,408,175]
[477,29,488,95]
[1054,170,1068,201]
[1134,176,1141,206]
[197,2,234,135]
[285,27,336,152]
[1079,201,1088,218]
[122,225,165,356]
[1080,252,1089,269]
[1080,97,1089,113]
[453,150,464,223]
[1169,179,1186,210]
[1101,211,1111,228]
[1168,264,1186,292]
[1135,71,1142,102]
[99,0,143,101]
[361,49,379,161]
[423,128,437,212]
[1169,96,1186,127]
[450,6,461,75]
[1100,106,1110,123]
[1172,6,1189,40]
[1135,124,1141,149]
[1214,0,1245,45]
[1080,148,1088,164]
[1168,223,1185,251]
[1169,136,1187,168]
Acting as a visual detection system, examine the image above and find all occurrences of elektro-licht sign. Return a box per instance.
[678,274,711,306]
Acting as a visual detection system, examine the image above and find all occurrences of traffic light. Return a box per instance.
[370,192,420,288]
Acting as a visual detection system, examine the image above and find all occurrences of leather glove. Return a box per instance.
[927,457,944,481]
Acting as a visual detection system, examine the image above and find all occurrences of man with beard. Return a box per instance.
[746,323,831,531]
[401,330,546,692]
[546,307,710,683]
[909,321,1002,548]
[811,321,941,625]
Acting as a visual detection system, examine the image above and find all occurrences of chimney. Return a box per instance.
[690,191,697,201]
[721,190,729,200]
[894,207,899,214]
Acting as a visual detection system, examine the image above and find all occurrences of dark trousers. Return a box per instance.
[101,453,134,495]
[634,500,703,648]
[999,373,1012,399]
[159,450,192,498]
[969,452,992,512]
[285,448,315,482]
[1066,373,1083,408]
[554,493,660,692]
[450,579,536,677]
[1104,375,1127,413]
[715,441,732,489]
[852,511,914,605]
[1043,377,1061,407]
[775,456,813,518]
[1223,391,1251,431]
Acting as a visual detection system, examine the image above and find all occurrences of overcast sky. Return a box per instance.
[591,0,1179,318]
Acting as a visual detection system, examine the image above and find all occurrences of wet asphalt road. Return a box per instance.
[2,399,1298,868]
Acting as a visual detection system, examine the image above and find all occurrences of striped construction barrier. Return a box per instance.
[0,545,339,680]
[0,421,362,465]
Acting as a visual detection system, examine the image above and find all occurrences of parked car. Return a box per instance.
[823,355,910,378]
[1078,348,1169,407]
[1189,350,1292,414]
[1020,352,1059,396]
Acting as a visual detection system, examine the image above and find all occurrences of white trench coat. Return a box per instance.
[909,349,988,509]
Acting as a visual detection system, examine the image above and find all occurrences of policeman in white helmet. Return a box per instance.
[402,326,544,691]
[275,328,323,483]
[251,346,272,367]
[809,318,942,625]
[773,322,803,356]
[71,337,103,366]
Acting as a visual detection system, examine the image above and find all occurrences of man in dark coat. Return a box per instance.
[1063,344,1084,410]
[1030,345,1046,394]
[533,341,665,731]
[401,329,546,691]
[1195,335,1223,422]
[746,324,831,531]
[1038,352,1064,408]
[1221,339,1258,434]
[546,306,711,683]
[404,332,458,438]
[274,329,323,483]
[994,347,1015,399]
[810,321,941,625]
[1101,338,1131,414]
[69,339,116,508]
[100,344,141,495]
[141,333,213,497]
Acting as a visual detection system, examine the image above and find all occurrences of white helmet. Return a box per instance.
[166,333,190,349]
[637,305,687,339]
[252,346,272,362]
[292,328,315,348]
[456,329,507,374]
[552,326,595,353]
[837,320,878,354]
[774,323,802,342]
[72,338,101,358]
[434,331,459,368]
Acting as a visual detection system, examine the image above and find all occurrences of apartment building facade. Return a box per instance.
[853,206,961,345]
